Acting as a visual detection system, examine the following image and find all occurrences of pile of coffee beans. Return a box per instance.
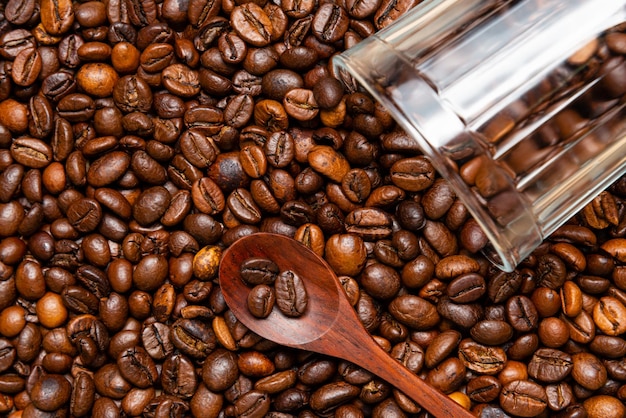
[241,257,308,318]
[0,0,626,417]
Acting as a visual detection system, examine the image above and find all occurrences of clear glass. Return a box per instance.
[333,0,626,271]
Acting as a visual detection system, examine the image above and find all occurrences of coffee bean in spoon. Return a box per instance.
[274,269,308,317]
[240,257,280,285]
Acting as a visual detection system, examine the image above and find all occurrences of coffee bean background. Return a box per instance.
[0,0,625,417]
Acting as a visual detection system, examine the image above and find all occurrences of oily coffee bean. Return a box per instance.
[247,284,276,318]
[40,0,74,36]
[117,346,159,388]
[231,4,273,47]
[500,380,548,417]
[275,269,308,317]
[458,339,506,375]
[240,257,279,285]
[527,348,574,383]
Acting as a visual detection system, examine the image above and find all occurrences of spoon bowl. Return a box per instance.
[219,233,475,418]
[219,232,342,346]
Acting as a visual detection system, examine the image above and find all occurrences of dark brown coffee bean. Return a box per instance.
[426,357,466,394]
[31,374,72,411]
[470,320,514,346]
[87,151,130,187]
[590,335,626,359]
[459,339,506,374]
[218,32,247,65]
[544,382,574,412]
[528,348,573,383]
[275,270,308,317]
[10,138,53,169]
[117,346,158,388]
[231,3,273,47]
[191,177,225,215]
[113,75,152,113]
[247,284,275,318]
[5,0,37,26]
[62,286,99,315]
[66,198,102,233]
[345,207,393,241]
[171,318,216,359]
[312,3,349,43]
[390,156,435,192]
[283,88,319,121]
[12,47,41,87]
[228,188,262,224]
[447,273,486,303]
[389,294,439,330]
[500,380,547,417]
[262,69,304,101]
[234,390,271,418]
[240,257,280,286]
[162,64,201,98]
[467,375,502,403]
[310,382,360,415]
[70,372,95,417]
[132,186,171,226]
[437,297,482,328]
[160,352,197,399]
[536,253,567,289]
[572,352,607,391]
[506,295,539,332]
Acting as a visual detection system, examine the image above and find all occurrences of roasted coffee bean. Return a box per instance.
[41,0,74,36]
[572,352,607,391]
[161,352,197,399]
[447,273,486,303]
[310,381,360,414]
[275,270,308,317]
[470,320,513,346]
[241,257,280,285]
[426,357,466,394]
[228,188,262,224]
[171,318,216,359]
[31,374,72,411]
[528,348,573,383]
[500,380,548,417]
[12,47,42,87]
[458,339,506,375]
[117,346,158,388]
[234,390,271,417]
[593,296,626,336]
[436,297,482,328]
[247,284,275,318]
[506,295,539,332]
[231,4,273,47]
[389,294,439,330]
[67,198,103,233]
[70,371,95,417]
[312,4,349,43]
[132,186,171,226]
[11,138,53,169]
[467,375,502,403]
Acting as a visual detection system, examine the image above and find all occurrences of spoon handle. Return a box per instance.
[365,340,474,417]
[331,328,475,418]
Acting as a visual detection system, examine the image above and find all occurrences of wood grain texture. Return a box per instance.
[219,233,475,418]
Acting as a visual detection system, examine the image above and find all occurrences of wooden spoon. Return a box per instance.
[219,233,474,418]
